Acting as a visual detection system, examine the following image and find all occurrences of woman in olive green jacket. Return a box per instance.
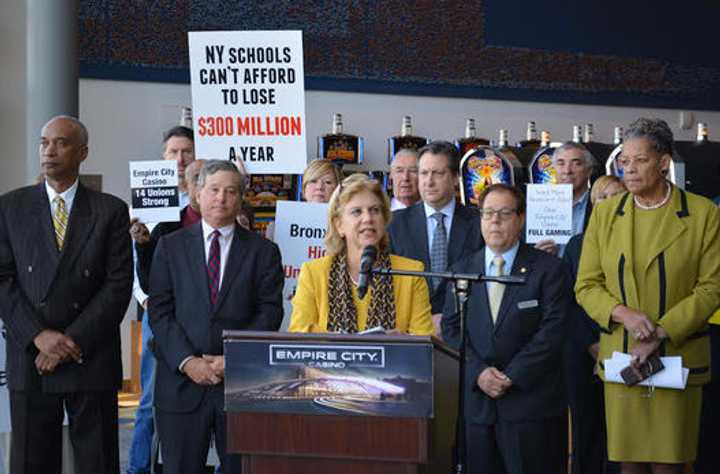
[575,118,720,473]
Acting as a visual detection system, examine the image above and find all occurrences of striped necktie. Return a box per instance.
[488,255,506,323]
[52,196,68,250]
[430,212,448,289]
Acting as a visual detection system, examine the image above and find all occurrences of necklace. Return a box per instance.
[634,182,671,210]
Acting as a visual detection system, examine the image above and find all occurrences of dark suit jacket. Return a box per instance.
[563,234,600,353]
[581,198,593,232]
[0,182,133,391]
[148,222,284,413]
[442,244,570,424]
[388,202,483,313]
[135,209,186,294]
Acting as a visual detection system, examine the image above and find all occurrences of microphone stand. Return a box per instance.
[371,267,525,474]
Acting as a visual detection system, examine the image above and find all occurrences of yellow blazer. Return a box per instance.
[289,254,434,335]
[576,187,720,385]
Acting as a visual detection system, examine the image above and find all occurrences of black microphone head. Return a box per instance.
[360,245,378,270]
[362,245,378,259]
[357,246,378,299]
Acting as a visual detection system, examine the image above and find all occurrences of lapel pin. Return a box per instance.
[520,267,527,273]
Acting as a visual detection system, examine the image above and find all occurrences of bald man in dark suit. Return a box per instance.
[0,116,133,474]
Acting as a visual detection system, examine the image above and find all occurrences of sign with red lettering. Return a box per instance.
[273,201,328,329]
[189,30,307,173]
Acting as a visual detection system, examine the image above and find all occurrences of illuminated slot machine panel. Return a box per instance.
[459,146,515,208]
[528,138,560,184]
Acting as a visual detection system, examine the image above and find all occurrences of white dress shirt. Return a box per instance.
[45,179,79,218]
[391,197,408,211]
[201,220,235,289]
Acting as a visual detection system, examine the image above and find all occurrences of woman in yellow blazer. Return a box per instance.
[289,174,433,335]
[576,118,720,472]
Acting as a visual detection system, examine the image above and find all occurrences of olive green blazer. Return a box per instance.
[575,186,720,385]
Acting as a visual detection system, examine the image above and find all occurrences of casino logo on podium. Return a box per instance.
[224,340,433,417]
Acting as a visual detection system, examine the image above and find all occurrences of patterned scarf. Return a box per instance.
[327,251,397,333]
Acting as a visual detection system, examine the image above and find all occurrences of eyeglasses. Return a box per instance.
[479,208,518,220]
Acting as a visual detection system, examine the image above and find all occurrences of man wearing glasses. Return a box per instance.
[388,141,483,327]
[442,183,570,474]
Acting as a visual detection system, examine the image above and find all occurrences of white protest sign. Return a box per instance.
[274,201,328,330]
[129,160,180,223]
[189,30,306,173]
[0,321,9,433]
[525,183,573,244]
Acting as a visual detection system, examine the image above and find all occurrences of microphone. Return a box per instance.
[357,245,378,300]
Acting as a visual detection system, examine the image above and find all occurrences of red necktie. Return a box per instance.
[207,230,221,305]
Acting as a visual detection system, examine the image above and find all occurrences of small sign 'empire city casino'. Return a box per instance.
[269,344,385,369]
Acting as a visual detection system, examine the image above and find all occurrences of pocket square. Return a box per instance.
[517,299,539,309]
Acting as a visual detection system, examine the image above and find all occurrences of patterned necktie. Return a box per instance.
[207,230,221,305]
[52,196,68,250]
[430,212,448,289]
[488,255,506,323]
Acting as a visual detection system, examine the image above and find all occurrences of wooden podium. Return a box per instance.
[223,331,458,474]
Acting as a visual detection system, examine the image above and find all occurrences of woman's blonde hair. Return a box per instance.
[302,159,343,200]
[590,175,625,205]
[324,173,391,256]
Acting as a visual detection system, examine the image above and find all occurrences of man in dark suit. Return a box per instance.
[148,159,283,473]
[442,183,570,474]
[388,141,483,327]
[0,115,133,474]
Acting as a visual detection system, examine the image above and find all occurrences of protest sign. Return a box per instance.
[129,160,180,223]
[525,184,573,244]
[189,30,306,173]
[274,201,328,329]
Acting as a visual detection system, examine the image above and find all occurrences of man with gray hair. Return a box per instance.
[148,159,283,473]
[534,141,595,257]
[389,148,421,211]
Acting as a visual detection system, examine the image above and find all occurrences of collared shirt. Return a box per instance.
[178,190,190,209]
[181,204,201,228]
[390,197,408,211]
[485,241,520,292]
[424,200,455,251]
[571,190,590,237]
[45,179,79,218]
[201,220,235,288]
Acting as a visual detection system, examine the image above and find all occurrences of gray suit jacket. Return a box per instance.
[0,182,133,392]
